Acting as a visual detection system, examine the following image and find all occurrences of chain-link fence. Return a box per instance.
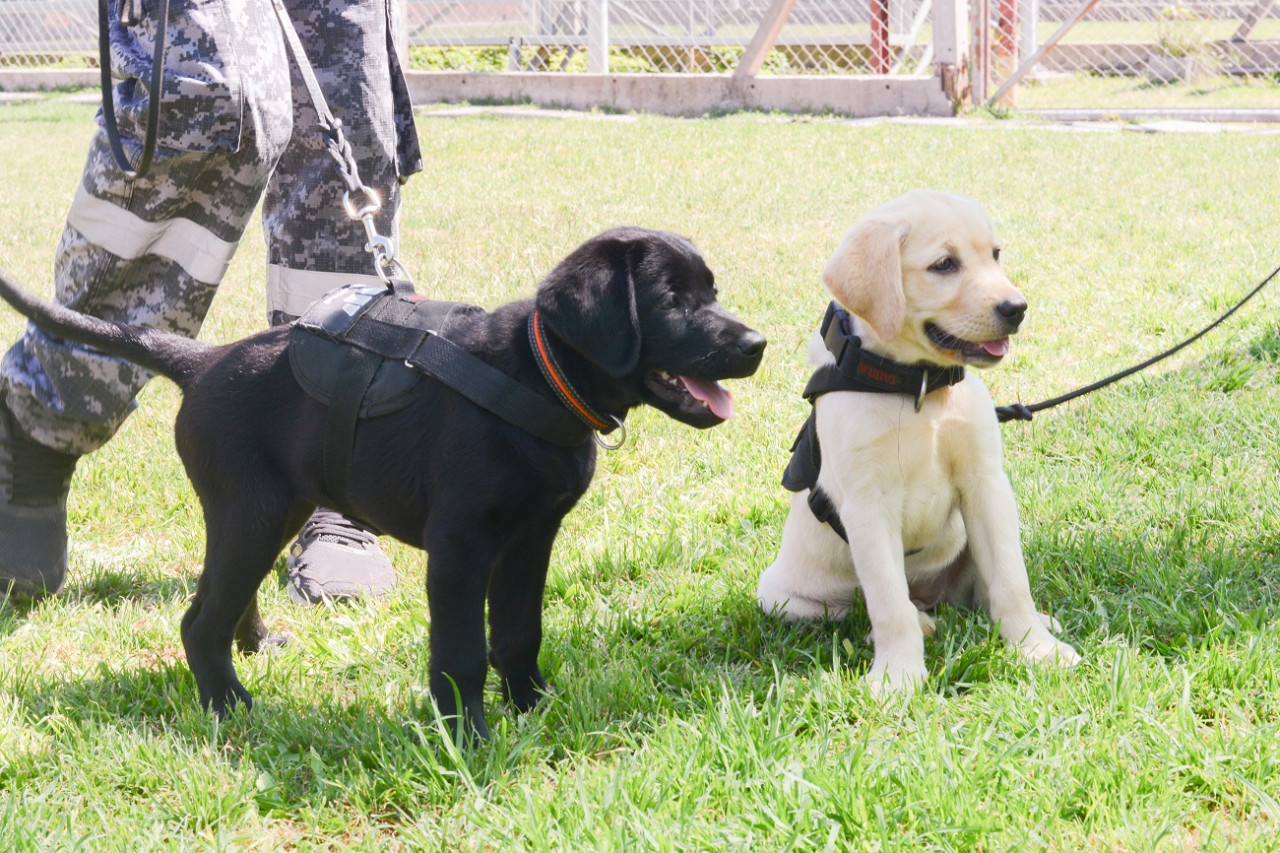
[0,0,937,76]
[980,0,1280,108]
[403,0,937,75]
[0,0,97,67]
[1,0,1275,109]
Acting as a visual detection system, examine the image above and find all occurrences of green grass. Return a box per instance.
[1,98,1280,850]
[1014,71,1280,110]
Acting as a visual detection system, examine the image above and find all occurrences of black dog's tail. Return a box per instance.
[0,270,211,389]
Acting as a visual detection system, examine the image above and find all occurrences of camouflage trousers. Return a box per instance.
[1,0,422,455]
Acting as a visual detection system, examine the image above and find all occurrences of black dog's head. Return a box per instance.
[535,227,766,428]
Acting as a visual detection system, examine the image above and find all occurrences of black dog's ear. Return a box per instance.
[535,236,641,377]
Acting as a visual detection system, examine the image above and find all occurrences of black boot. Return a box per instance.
[0,394,79,600]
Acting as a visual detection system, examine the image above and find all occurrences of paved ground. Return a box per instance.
[3,88,1279,134]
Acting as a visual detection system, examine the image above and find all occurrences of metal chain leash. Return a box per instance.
[269,0,413,287]
[319,117,410,284]
[103,0,412,287]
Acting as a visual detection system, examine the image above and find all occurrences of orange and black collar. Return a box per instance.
[528,310,621,435]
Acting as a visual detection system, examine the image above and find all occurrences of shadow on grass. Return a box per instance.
[586,497,1280,709]
[0,567,194,643]
[5,434,1278,788]
[1,660,502,821]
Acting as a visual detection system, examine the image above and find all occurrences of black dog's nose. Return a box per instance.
[736,330,767,359]
[995,298,1028,328]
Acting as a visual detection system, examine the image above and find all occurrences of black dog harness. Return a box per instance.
[781,302,966,542]
[290,280,612,513]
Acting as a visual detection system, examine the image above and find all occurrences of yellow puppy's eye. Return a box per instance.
[993,247,1002,262]
[929,257,958,274]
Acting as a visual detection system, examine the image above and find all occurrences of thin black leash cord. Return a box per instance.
[996,262,1280,423]
[99,0,168,180]
[97,0,359,195]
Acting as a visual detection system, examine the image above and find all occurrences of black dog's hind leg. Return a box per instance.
[234,505,311,654]
[487,520,560,713]
[233,595,288,654]
[182,506,293,717]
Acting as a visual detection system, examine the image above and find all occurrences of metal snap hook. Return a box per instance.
[915,369,929,412]
[342,186,382,220]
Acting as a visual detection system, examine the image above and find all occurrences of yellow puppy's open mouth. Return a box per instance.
[925,322,1010,365]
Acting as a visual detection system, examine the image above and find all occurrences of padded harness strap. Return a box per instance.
[813,301,965,403]
[782,302,968,542]
[781,412,848,542]
[324,346,382,517]
[405,333,591,446]
[294,281,592,513]
[313,284,590,448]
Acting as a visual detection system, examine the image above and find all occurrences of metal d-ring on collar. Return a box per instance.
[915,368,930,412]
[528,310,628,450]
[594,416,627,451]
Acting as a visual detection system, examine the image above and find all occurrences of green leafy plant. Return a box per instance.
[1156,4,1210,58]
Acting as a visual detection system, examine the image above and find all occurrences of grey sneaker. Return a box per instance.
[0,396,79,600]
[285,508,396,605]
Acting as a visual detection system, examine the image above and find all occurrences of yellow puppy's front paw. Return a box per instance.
[1021,637,1081,668]
[1038,612,1063,633]
[865,660,928,700]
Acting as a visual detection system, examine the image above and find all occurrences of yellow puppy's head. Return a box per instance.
[822,190,1026,369]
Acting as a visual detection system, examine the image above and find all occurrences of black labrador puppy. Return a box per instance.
[0,227,765,739]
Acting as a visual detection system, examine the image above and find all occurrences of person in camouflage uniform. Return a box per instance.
[0,0,423,602]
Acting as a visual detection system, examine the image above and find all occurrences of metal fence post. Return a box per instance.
[870,0,891,73]
[396,0,409,67]
[933,0,970,104]
[588,0,610,73]
[1020,0,1038,65]
[733,0,799,78]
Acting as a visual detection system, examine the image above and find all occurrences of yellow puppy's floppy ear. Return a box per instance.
[821,220,906,342]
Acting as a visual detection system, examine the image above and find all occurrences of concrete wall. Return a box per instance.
[0,69,956,119]
[403,71,956,117]
[0,70,96,92]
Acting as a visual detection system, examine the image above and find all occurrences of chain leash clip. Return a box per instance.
[324,119,409,286]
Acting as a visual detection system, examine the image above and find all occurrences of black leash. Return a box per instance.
[996,263,1280,423]
[97,0,373,230]
[99,0,168,179]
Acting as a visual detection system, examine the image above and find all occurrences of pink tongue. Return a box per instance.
[680,377,734,420]
[979,338,1010,357]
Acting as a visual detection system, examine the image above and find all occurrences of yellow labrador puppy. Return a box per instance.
[758,190,1080,696]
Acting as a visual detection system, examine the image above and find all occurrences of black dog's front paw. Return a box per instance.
[438,698,490,744]
[233,601,286,655]
[430,677,492,744]
[502,670,553,714]
[202,681,254,720]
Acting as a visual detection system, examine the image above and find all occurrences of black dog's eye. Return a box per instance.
[929,257,958,274]
[993,247,1002,262]
[657,294,679,310]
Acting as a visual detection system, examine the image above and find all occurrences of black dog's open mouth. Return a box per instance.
[646,371,734,420]
[925,322,1011,365]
